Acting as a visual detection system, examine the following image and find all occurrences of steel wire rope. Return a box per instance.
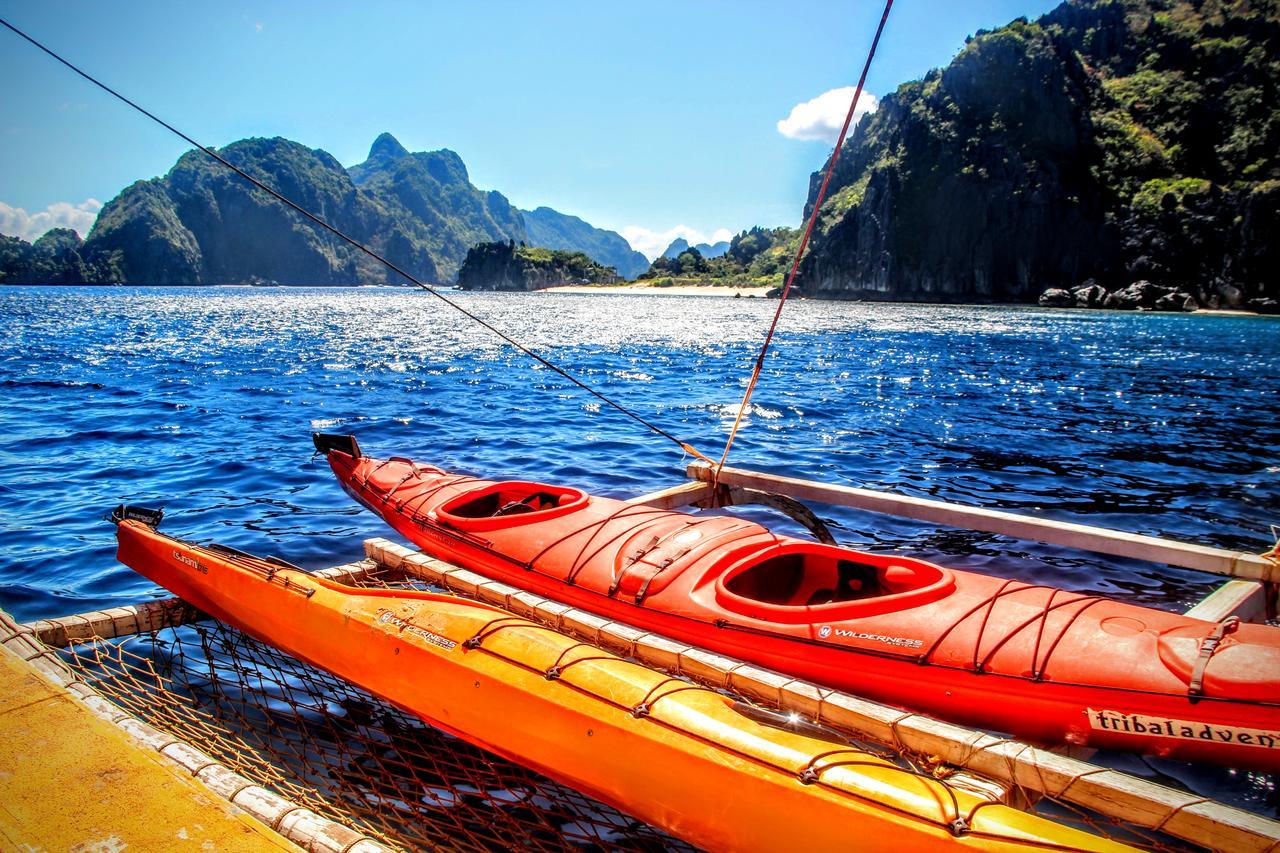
[0,16,712,464]
[714,0,894,482]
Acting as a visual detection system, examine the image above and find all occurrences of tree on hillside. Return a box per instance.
[675,248,708,274]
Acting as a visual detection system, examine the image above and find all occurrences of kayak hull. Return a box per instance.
[321,443,1280,772]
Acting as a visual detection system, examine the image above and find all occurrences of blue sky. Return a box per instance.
[1,0,1060,258]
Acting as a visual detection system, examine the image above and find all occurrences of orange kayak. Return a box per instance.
[114,508,1129,852]
[317,434,1280,772]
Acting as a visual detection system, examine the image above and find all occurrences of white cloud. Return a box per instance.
[0,198,102,242]
[620,224,736,261]
[777,87,879,144]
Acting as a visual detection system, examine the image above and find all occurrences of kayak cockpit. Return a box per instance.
[433,481,589,532]
[715,542,954,623]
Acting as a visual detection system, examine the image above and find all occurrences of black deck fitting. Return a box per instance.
[110,504,164,528]
[312,432,361,458]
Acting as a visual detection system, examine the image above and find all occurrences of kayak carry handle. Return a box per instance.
[312,432,361,459]
[110,504,164,528]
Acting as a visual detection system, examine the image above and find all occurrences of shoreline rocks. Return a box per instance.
[1039,279,1276,313]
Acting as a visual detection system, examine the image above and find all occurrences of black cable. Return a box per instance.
[0,16,708,460]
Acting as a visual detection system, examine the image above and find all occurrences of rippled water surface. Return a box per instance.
[4,285,1276,619]
[2,285,1278,810]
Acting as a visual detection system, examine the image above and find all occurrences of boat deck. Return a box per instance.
[0,635,297,852]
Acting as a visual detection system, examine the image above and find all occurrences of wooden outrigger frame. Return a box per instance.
[676,462,1275,621]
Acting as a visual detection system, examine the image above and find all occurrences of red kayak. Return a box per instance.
[316,434,1280,771]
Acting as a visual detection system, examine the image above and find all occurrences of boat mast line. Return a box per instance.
[713,0,894,485]
[0,17,713,466]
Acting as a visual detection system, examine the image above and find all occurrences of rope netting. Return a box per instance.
[52,567,1208,852]
[60,620,688,849]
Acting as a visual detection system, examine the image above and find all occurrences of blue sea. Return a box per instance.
[2,285,1278,810]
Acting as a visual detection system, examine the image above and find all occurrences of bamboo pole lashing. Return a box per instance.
[686,462,1278,584]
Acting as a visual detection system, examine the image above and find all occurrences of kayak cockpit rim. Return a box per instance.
[716,542,954,622]
[433,481,590,532]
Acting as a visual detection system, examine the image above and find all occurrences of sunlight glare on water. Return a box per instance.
[1,285,1277,625]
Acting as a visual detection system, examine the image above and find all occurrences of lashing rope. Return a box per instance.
[714,0,894,485]
[0,17,713,466]
[1262,526,1280,563]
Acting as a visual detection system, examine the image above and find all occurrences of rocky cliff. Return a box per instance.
[521,207,649,279]
[77,134,526,285]
[2,132,651,287]
[798,0,1280,306]
[347,133,527,280]
[456,240,619,291]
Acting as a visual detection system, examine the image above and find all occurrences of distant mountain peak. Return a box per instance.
[368,132,409,162]
[661,238,690,259]
[661,237,728,259]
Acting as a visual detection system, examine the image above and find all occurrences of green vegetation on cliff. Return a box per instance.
[348,133,527,280]
[799,0,1280,305]
[1,132,649,287]
[0,228,119,285]
[456,240,619,291]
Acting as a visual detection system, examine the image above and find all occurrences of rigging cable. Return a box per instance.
[0,17,713,465]
[713,0,894,485]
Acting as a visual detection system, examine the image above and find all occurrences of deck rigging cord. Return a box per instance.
[0,16,712,464]
[713,0,894,486]
[3,5,892,476]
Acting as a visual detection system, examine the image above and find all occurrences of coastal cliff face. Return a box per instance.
[798,0,1280,304]
[456,241,619,291]
[348,133,527,280]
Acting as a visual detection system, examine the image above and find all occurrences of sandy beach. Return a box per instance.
[545,283,773,298]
